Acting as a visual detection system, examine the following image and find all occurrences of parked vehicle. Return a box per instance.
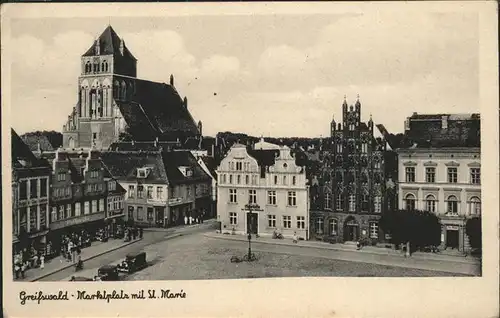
[117,252,147,274]
[97,265,119,281]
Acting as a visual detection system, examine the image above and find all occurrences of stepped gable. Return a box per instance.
[83,25,136,60]
[161,150,211,186]
[101,151,168,184]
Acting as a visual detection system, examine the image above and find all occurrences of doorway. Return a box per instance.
[343,217,359,242]
[446,230,459,249]
[246,212,258,235]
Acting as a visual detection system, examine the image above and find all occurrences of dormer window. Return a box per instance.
[137,167,151,178]
[178,166,193,177]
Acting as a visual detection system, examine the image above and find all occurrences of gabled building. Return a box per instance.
[11,129,52,255]
[41,148,125,253]
[309,97,397,243]
[217,141,310,239]
[397,113,481,252]
[101,150,212,227]
[63,25,200,150]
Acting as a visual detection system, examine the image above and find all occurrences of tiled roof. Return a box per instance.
[21,134,55,152]
[199,156,217,179]
[101,151,168,184]
[11,129,50,169]
[161,151,211,185]
[83,25,136,60]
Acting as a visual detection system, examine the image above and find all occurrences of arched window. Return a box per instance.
[446,195,459,215]
[469,196,481,216]
[425,194,436,213]
[405,193,416,210]
[85,62,91,74]
[329,219,338,236]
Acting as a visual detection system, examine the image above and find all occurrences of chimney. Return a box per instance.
[119,38,125,55]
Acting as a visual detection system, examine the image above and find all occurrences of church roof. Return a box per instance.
[115,79,199,140]
[83,25,136,60]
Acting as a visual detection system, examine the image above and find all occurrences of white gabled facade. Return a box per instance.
[217,142,310,239]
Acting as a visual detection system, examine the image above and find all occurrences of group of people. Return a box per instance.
[13,248,45,279]
[183,214,204,225]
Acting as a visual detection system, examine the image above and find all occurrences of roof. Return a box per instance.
[11,129,50,169]
[199,156,217,178]
[409,113,480,120]
[83,25,136,60]
[101,151,168,183]
[161,151,211,185]
[116,79,199,139]
[247,149,280,167]
[108,141,181,152]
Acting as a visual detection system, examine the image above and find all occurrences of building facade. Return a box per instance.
[44,148,125,253]
[397,113,481,252]
[12,130,52,255]
[217,141,309,239]
[101,150,212,228]
[62,25,199,150]
[310,97,397,243]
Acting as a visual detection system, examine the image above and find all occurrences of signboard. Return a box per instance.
[242,203,263,212]
[168,197,183,206]
[50,212,105,230]
[446,225,460,231]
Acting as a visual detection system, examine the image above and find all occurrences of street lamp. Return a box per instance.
[244,201,262,262]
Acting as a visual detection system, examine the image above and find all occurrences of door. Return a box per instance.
[247,212,258,235]
[446,230,459,249]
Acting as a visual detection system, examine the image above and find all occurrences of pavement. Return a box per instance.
[204,232,481,275]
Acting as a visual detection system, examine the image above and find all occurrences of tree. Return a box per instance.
[380,209,441,254]
[466,217,482,251]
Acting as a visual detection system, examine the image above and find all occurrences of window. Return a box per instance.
[65,187,71,196]
[469,197,481,216]
[268,215,276,228]
[336,143,342,152]
[329,219,338,235]
[369,222,379,239]
[405,167,415,182]
[374,196,381,213]
[75,202,81,216]
[128,206,134,220]
[361,194,369,211]
[66,204,72,218]
[315,217,323,234]
[470,168,480,184]
[51,207,57,222]
[137,206,144,220]
[57,172,66,181]
[147,186,153,199]
[426,167,436,183]
[324,193,331,209]
[90,170,99,178]
[229,175,233,184]
[84,201,90,214]
[108,181,116,191]
[405,193,416,210]
[156,187,163,200]
[30,179,38,199]
[41,179,50,197]
[147,207,154,221]
[283,215,292,229]
[92,200,97,213]
[245,175,249,184]
[447,195,459,215]
[108,198,112,211]
[297,216,305,229]
[274,175,278,185]
[58,205,64,220]
[425,195,436,213]
[288,191,297,206]
[248,189,257,204]
[292,176,296,185]
[229,189,237,203]
[20,180,27,200]
[187,186,192,197]
[237,175,241,184]
[137,185,144,199]
[229,162,234,170]
[128,185,135,198]
[222,174,227,184]
[251,175,257,185]
[268,191,277,205]
[336,193,344,211]
[348,194,356,212]
[349,124,355,131]
[361,143,368,153]
[229,212,237,225]
[374,161,381,169]
[99,199,104,212]
[448,167,458,183]
[236,162,242,171]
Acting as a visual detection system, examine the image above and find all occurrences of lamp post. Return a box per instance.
[244,201,262,262]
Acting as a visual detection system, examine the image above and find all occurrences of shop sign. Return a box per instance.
[50,212,105,230]
[446,225,460,231]
[168,197,184,206]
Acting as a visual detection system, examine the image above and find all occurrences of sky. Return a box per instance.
[8,10,479,137]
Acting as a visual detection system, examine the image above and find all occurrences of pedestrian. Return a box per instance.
[40,254,45,270]
[292,232,298,244]
[139,227,143,239]
[67,240,73,263]
[189,216,193,225]
[184,215,188,225]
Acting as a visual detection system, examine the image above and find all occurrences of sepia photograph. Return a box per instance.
[2,2,498,318]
